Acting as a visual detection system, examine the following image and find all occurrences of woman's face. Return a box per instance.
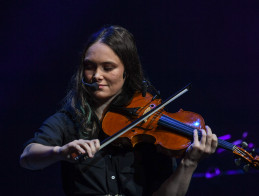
[83,42,125,102]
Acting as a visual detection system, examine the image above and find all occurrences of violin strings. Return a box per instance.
[161,115,251,158]
[150,111,249,158]
[158,115,235,151]
[233,146,249,159]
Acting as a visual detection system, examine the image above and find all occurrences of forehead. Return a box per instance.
[84,42,122,64]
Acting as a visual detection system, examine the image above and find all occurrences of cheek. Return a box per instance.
[110,72,124,85]
[84,70,93,81]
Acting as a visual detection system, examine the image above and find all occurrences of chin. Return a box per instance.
[94,91,121,102]
[93,92,115,102]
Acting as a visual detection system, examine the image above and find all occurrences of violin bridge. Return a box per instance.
[143,107,152,123]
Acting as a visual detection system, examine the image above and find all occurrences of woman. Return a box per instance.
[20,25,218,196]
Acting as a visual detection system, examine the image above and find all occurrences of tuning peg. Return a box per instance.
[241,141,248,149]
[251,148,256,156]
[243,164,250,172]
[234,158,242,166]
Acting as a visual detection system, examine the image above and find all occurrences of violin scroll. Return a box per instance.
[233,146,259,170]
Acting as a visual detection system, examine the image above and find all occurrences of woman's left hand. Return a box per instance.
[183,125,218,166]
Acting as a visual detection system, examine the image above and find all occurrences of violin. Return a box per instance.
[101,92,259,170]
[75,85,259,170]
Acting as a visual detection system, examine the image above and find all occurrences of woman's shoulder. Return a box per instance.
[45,111,71,121]
[41,108,76,130]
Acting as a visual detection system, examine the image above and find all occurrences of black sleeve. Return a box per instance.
[24,112,76,147]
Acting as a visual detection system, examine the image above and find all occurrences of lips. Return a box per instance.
[98,84,108,89]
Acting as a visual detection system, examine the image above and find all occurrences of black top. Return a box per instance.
[25,92,177,195]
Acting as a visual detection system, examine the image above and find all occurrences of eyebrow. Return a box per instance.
[102,61,117,66]
[83,59,95,64]
[83,59,117,66]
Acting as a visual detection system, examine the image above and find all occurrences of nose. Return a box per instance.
[93,67,104,81]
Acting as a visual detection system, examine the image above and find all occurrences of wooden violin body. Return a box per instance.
[103,92,204,157]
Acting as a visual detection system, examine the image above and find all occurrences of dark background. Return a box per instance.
[1,0,258,195]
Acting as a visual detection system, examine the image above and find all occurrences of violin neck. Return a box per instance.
[158,115,235,151]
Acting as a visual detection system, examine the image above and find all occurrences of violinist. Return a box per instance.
[20,25,218,196]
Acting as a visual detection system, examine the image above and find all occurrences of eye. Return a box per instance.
[103,66,114,71]
[84,61,95,70]
[103,63,116,71]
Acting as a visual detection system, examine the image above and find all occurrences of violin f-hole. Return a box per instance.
[131,134,156,147]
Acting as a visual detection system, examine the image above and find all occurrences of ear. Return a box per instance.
[123,72,126,79]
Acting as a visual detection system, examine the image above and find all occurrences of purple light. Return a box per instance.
[205,172,213,178]
[205,167,221,179]
[225,170,244,175]
[242,132,248,138]
[216,148,225,154]
[218,134,231,140]
[248,142,254,148]
[193,169,258,178]
[215,168,221,175]
[233,139,242,146]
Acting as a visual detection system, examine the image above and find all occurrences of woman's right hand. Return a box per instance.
[20,140,100,170]
[56,139,100,162]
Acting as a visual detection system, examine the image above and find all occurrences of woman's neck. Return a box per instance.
[94,94,118,121]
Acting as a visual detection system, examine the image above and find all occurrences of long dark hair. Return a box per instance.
[62,25,145,138]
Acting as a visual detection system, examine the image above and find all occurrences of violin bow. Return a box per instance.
[74,83,191,161]
[99,83,191,149]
